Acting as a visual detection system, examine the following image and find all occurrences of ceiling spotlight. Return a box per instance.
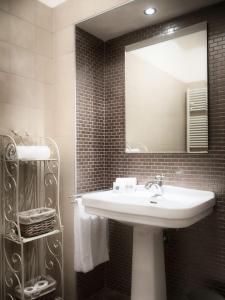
[144,7,156,15]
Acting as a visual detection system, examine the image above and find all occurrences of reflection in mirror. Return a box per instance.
[125,23,208,153]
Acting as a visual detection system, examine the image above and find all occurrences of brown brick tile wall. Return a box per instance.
[76,2,225,299]
[76,27,106,299]
[76,27,106,195]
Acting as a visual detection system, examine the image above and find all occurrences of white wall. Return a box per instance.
[0,0,53,298]
[0,1,133,299]
[50,1,134,299]
[0,0,54,137]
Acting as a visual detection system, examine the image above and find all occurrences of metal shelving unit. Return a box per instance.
[0,134,64,300]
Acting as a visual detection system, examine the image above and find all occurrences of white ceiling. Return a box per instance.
[77,0,223,41]
[131,30,207,83]
[38,0,66,8]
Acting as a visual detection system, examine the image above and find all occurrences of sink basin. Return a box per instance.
[82,185,215,300]
[82,185,215,228]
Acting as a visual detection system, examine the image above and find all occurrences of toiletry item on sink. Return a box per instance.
[113,177,137,192]
[74,197,109,273]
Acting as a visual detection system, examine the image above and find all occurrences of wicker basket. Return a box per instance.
[15,275,56,300]
[18,208,56,238]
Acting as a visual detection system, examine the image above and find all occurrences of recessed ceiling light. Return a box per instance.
[38,0,67,8]
[144,7,156,16]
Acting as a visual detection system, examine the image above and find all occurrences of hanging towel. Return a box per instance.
[74,197,109,273]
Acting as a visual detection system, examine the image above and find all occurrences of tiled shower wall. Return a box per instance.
[76,1,225,299]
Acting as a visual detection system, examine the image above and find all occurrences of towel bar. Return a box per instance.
[68,194,82,204]
[69,189,111,204]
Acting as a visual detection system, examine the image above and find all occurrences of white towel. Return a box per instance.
[74,198,109,273]
[6,145,51,160]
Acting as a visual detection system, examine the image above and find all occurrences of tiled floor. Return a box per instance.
[86,288,130,300]
[85,287,225,300]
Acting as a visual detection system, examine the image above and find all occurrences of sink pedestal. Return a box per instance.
[131,226,167,300]
[83,185,215,299]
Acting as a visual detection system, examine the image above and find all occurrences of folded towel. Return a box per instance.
[74,198,109,273]
[6,145,51,160]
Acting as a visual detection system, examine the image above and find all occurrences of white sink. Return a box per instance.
[82,185,215,228]
[82,185,215,300]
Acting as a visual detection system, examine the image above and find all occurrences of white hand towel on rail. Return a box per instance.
[74,197,109,273]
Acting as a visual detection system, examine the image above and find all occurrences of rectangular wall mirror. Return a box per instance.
[125,22,208,153]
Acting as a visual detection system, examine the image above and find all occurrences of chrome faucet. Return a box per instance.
[145,174,165,193]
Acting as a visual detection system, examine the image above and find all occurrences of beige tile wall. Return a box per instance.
[0,0,135,299]
[0,0,53,137]
[0,1,53,299]
[51,1,134,299]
